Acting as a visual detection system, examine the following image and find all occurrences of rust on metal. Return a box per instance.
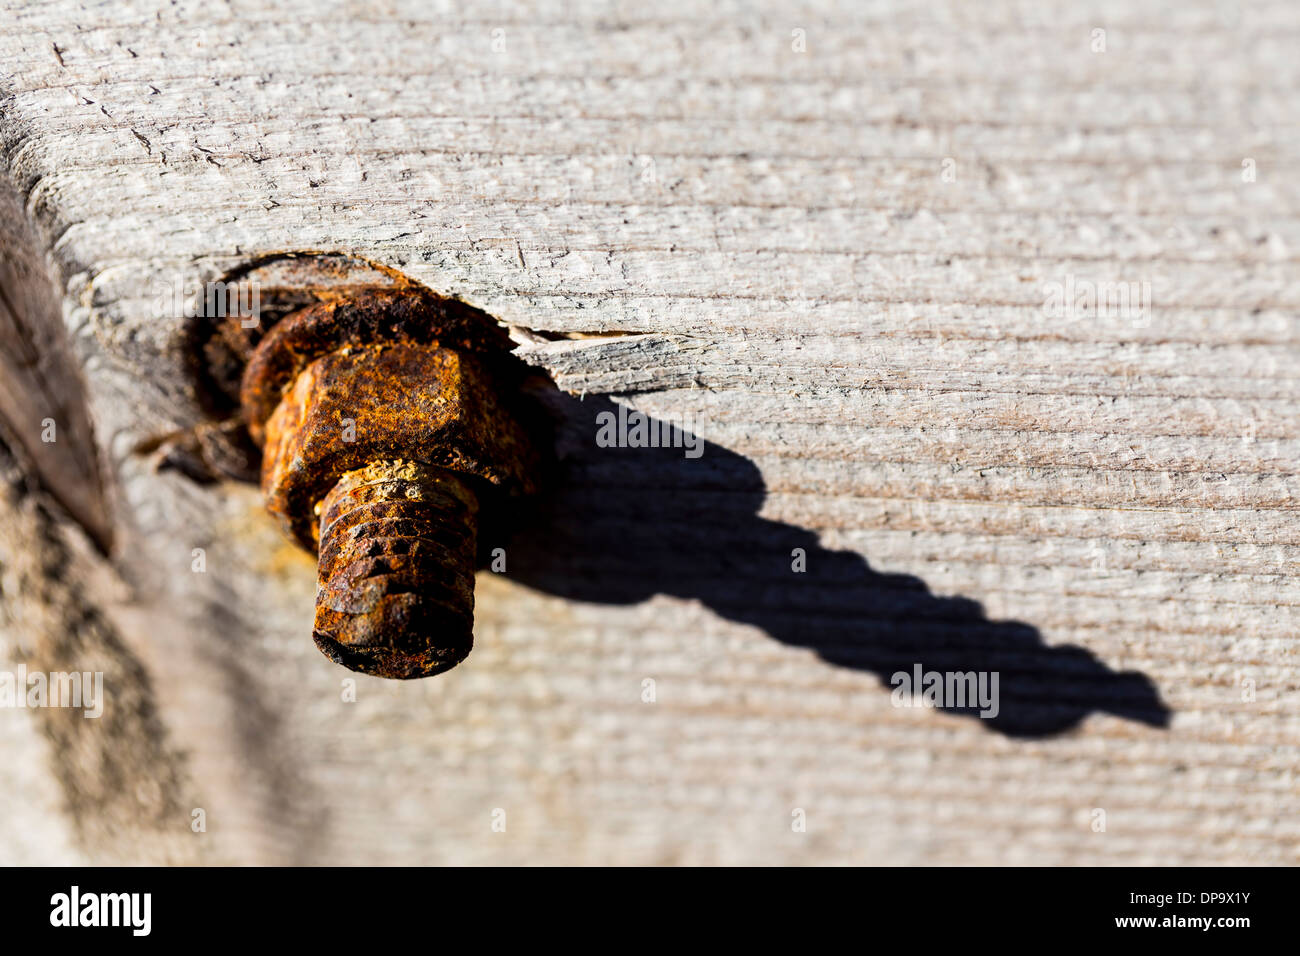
[313,460,480,678]
[187,253,542,680]
[257,341,535,550]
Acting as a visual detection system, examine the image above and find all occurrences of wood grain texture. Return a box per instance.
[0,0,1296,864]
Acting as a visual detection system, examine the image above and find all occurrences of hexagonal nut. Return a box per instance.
[260,342,538,549]
[239,287,518,446]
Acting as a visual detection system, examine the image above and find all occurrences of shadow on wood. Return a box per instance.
[509,392,1171,738]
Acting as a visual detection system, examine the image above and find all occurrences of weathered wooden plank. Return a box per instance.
[0,0,1297,865]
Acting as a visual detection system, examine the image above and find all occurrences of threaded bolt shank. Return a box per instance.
[312,460,480,679]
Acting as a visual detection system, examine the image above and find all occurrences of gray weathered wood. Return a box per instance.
[0,0,1297,864]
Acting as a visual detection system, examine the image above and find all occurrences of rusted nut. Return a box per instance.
[241,287,518,446]
[258,342,534,550]
[236,278,539,680]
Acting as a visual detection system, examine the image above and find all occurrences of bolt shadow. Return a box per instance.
[505,391,1171,738]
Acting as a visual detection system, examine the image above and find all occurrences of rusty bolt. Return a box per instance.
[232,277,539,680]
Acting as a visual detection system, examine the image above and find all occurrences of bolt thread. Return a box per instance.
[312,460,479,678]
